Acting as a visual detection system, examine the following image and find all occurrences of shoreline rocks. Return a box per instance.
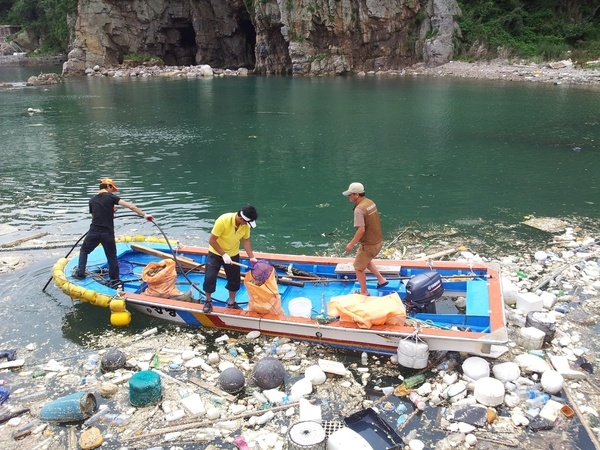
[75,58,600,86]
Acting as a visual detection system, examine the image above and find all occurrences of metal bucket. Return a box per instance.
[287,421,327,450]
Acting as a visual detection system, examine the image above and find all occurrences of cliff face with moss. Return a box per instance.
[62,0,460,76]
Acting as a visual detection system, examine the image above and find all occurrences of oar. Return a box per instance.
[42,231,88,292]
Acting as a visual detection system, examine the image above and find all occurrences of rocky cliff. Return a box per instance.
[63,0,460,76]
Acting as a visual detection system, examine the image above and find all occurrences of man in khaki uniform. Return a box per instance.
[342,182,388,295]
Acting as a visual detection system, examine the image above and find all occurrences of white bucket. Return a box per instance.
[288,421,326,450]
[289,297,313,318]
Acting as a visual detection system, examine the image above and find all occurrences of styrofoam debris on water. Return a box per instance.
[462,357,489,380]
[473,377,505,406]
[492,362,521,382]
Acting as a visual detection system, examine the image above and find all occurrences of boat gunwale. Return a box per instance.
[56,241,509,350]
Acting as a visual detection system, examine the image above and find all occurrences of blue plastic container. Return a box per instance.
[39,392,97,423]
[129,370,162,407]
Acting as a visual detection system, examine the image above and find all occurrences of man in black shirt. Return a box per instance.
[74,178,153,287]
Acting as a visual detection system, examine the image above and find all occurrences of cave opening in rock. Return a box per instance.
[163,20,197,66]
[239,16,256,69]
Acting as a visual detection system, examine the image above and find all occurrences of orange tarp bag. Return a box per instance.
[142,259,185,299]
[244,262,284,315]
[327,292,406,329]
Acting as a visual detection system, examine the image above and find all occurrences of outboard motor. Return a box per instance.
[404,271,444,314]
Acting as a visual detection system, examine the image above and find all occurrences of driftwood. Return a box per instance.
[0,232,49,248]
[414,247,459,261]
[188,376,236,402]
[0,359,25,370]
[532,253,599,291]
[121,401,299,442]
[385,222,415,249]
[550,362,600,450]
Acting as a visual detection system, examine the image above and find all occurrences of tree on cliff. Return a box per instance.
[1,0,599,63]
[456,0,600,63]
[1,0,77,54]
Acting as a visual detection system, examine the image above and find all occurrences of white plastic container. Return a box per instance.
[288,421,326,449]
[327,427,373,450]
[289,297,313,318]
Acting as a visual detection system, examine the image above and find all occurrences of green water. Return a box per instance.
[1,69,598,255]
[0,67,598,448]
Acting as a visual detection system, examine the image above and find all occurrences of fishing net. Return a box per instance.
[118,260,133,276]
[250,260,273,284]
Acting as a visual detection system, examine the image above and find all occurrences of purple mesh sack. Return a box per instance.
[251,261,273,283]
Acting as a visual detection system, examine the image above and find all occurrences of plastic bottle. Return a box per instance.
[516,386,539,400]
[215,334,229,343]
[256,410,275,425]
[402,374,426,389]
[526,393,550,409]
[435,359,458,372]
[395,403,407,414]
[253,390,269,405]
[528,349,545,359]
[210,395,225,405]
[396,414,408,426]
[100,413,131,426]
[409,391,426,411]
[85,354,99,372]
[12,418,40,439]
[165,409,185,421]
[15,390,48,402]
[361,352,368,365]
[83,406,110,426]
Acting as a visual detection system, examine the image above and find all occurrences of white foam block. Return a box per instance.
[180,394,206,416]
[318,358,347,376]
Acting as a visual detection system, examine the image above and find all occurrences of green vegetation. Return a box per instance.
[0,0,77,53]
[456,0,600,64]
[2,0,599,65]
[123,53,162,63]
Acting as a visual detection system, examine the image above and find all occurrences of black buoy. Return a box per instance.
[252,357,286,389]
[100,348,127,373]
[218,367,246,394]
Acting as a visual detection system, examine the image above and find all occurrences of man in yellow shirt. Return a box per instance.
[202,205,259,313]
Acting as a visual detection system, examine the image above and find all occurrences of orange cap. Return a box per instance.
[100,178,119,191]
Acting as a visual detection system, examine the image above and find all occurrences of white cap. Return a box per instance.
[342,182,365,196]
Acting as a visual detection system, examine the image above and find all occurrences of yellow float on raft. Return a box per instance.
[51,235,173,326]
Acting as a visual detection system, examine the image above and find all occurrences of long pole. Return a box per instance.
[41,231,88,292]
